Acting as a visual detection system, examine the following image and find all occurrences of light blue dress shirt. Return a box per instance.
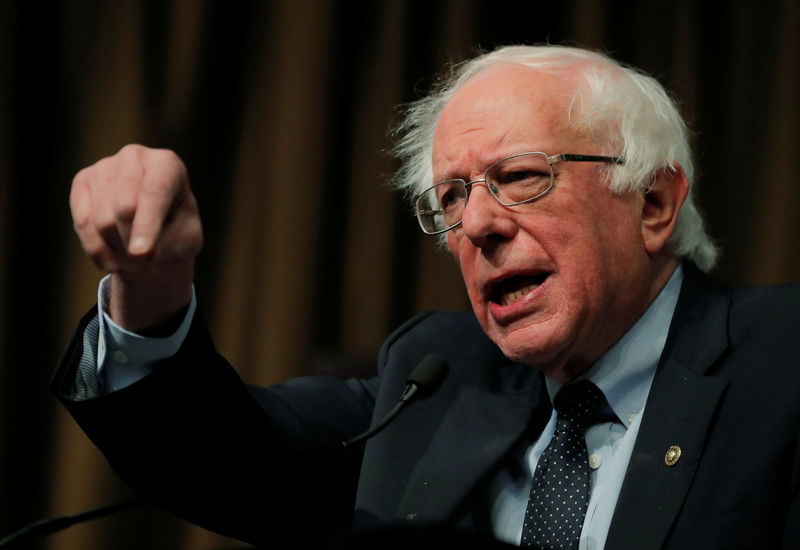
[485,265,683,549]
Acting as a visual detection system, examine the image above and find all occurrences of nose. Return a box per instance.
[460,183,518,248]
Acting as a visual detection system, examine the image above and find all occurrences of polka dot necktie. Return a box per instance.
[521,380,608,549]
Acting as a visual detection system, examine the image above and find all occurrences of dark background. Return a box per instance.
[1,1,797,548]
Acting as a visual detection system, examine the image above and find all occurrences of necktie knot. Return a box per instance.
[553,380,607,431]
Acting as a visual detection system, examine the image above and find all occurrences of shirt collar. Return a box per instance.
[545,264,684,428]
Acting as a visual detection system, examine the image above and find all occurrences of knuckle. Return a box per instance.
[71,167,90,189]
[151,147,178,162]
[92,155,116,175]
[153,148,188,178]
[152,147,178,162]
[118,143,145,157]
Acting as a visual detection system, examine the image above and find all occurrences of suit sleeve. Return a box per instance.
[51,308,378,546]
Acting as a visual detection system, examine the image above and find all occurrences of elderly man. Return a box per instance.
[53,45,800,549]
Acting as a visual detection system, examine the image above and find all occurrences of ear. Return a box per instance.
[641,165,689,255]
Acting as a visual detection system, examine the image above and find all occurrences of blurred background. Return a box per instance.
[0,0,797,548]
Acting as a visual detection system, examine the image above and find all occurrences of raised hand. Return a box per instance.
[70,144,203,333]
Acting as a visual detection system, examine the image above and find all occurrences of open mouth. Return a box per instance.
[490,273,549,306]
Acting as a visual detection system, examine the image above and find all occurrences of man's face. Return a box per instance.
[434,65,656,382]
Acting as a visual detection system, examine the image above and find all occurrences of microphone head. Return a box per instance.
[407,354,449,397]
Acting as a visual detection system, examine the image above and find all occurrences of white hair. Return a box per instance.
[390,45,717,272]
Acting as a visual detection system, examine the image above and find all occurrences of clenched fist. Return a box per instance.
[70,144,203,333]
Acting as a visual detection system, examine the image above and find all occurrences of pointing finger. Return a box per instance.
[128,149,187,257]
[113,149,146,248]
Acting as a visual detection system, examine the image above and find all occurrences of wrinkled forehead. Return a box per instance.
[432,64,586,171]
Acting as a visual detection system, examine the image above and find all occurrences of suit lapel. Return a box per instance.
[606,265,731,549]
[396,370,550,524]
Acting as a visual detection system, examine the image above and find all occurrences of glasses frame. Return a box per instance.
[414,152,625,235]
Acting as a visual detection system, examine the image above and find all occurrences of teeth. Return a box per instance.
[500,284,538,306]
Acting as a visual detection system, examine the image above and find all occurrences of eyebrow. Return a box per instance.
[432,151,528,183]
[433,157,496,183]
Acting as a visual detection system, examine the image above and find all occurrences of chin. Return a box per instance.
[488,323,572,372]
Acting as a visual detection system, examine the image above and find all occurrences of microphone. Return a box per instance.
[342,354,449,448]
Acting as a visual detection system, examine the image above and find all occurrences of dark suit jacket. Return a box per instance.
[52,265,800,548]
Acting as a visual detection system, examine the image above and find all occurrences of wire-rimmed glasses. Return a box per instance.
[414,152,625,235]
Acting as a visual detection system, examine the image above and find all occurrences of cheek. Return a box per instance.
[554,196,639,259]
[553,206,645,310]
[527,211,617,300]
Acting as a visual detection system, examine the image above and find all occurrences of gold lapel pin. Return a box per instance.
[665,445,681,466]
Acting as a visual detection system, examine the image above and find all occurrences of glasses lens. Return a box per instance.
[486,152,553,205]
[415,180,467,234]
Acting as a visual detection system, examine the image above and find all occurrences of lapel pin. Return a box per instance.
[665,445,681,466]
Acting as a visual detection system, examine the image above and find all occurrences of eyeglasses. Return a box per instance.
[414,152,625,235]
